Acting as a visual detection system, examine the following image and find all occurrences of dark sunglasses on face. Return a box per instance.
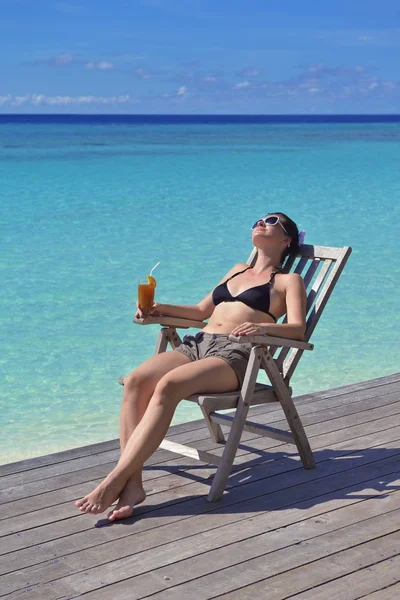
[251,215,289,235]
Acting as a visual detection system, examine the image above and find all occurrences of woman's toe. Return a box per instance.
[109,505,132,520]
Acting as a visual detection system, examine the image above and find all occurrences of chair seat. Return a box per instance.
[187,382,282,410]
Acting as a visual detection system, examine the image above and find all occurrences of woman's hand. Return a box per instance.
[231,322,269,336]
[135,302,162,319]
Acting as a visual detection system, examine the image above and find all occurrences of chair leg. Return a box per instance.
[207,347,262,502]
[154,329,169,355]
[261,348,316,469]
[154,328,182,354]
[200,406,225,444]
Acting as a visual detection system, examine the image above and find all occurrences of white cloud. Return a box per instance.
[306,65,323,73]
[0,94,131,106]
[236,68,262,78]
[177,86,187,95]
[136,66,152,79]
[14,95,30,105]
[0,95,12,105]
[234,81,250,89]
[27,54,115,71]
[54,53,75,65]
[85,61,115,71]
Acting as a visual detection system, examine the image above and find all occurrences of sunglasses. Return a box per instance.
[251,215,289,235]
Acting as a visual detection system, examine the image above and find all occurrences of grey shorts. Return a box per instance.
[174,332,252,388]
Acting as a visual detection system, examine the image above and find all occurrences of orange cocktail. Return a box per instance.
[138,275,156,311]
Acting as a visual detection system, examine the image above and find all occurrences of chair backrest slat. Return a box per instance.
[302,259,321,290]
[305,259,332,314]
[293,257,309,277]
[247,244,352,382]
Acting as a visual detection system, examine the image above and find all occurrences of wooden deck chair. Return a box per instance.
[120,244,352,502]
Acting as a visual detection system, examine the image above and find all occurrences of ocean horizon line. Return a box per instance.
[1,113,400,124]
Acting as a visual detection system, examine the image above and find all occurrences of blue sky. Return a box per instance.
[1,0,399,114]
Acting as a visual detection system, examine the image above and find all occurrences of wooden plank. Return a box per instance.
[0,404,400,535]
[31,508,398,600]
[1,420,399,559]
[1,445,399,586]
[0,380,396,540]
[2,423,399,577]
[281,555,400,600]
[359,581,400,600]
[0,376,396,580]
[2,443,398,581]
[0,390,392,516]
[2,436,396,572]
[2,482,399,597]
[212,542,400,600]
[5,385,398,510]
[2,400,399,525]
[0,408,394,535]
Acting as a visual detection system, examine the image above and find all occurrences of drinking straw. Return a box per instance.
[150,261,160,276]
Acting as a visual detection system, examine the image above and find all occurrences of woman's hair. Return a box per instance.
[267,212,300,267]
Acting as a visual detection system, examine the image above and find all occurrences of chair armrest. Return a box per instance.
[229,333,314,351]
[134,316,207,329]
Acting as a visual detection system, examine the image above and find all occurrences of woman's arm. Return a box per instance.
[231,273,307,341]
[147,300,211,321]
[136,263,249,321]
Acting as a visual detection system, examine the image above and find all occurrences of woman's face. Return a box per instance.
[251,215,291,247]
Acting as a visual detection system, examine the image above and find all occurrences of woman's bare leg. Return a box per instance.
[108,350,191,520]
[76,357,239,514]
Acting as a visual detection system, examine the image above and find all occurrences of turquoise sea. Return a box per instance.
[1,115,399,464]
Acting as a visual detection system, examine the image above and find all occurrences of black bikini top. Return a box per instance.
[212,267,279,322]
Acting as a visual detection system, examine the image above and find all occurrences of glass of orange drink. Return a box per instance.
[138,275,157,312]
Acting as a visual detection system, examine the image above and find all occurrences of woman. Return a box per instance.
[76,212,307,519]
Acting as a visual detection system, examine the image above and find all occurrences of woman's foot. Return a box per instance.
[75,475,124,515]
[107,478,146,521]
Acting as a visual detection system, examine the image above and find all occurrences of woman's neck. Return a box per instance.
[252,249,281,274]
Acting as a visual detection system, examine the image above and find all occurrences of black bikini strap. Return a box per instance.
[226,266,252,282]
[269,269,281,283]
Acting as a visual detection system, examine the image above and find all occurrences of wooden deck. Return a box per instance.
[0,373,399,600]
